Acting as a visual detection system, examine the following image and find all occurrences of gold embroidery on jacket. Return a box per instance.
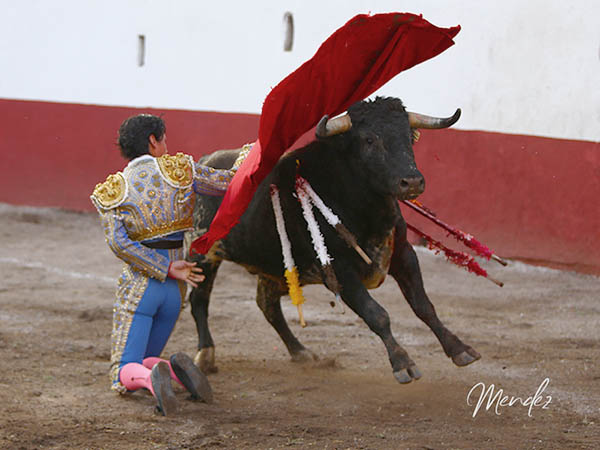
[92,173,126,209]
[93,156,195,242]
[157,153,193,188]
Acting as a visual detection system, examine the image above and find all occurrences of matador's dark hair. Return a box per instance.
[117,114,166,160]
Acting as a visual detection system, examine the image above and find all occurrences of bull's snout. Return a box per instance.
[399,176,425,199]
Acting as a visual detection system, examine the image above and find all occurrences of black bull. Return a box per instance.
[188,97,480,384]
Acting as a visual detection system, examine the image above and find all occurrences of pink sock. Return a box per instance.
[119,362,155,395]
[142,357,184,388]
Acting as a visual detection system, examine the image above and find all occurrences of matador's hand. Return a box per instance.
[168,260,205,287]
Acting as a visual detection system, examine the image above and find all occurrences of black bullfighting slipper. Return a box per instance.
[170,352,213,403]
[150,361,177,416]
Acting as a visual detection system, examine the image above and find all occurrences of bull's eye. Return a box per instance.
[366,137,374,145]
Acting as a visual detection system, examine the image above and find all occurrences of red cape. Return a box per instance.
[191,12,460,255]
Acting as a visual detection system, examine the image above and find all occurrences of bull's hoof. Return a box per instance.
[291,349,319,363]
[194,347,218,374]
[452,348,481,367]
[407,365,422,380]
[393,364,422,384]
[394,369,413,384]
[394,364,422,384]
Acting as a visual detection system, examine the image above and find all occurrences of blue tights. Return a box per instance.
[119,276,181,372]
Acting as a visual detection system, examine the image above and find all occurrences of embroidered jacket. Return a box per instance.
[91,150,248,280]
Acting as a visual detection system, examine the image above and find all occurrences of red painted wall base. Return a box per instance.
[2,99,599,274]
[404,129,600,275]
[1,99,259,210]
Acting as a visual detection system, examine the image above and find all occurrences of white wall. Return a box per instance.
[1,0,598,141]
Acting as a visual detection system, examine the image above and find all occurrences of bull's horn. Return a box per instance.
[407,108,461,129]
[315,114,352,138]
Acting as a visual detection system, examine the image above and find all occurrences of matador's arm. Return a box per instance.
[99,209,171,281]
[192,144,252,195]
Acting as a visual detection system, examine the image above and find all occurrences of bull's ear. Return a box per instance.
[411,129,421,144]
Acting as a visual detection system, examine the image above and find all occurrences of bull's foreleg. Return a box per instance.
[389,222,481,367]
[188,259,222,374]
[256,275,317,363]
[336,267,421,384]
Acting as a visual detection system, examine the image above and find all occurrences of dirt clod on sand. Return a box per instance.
[0,204,598,449]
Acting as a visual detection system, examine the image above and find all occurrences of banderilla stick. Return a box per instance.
[407,223,504,287]
[334,223,372,265]
[402,200,508,266]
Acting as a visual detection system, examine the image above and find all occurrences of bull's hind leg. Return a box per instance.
[389,223,481,367]
[188,259,222,374]
[336,266,421,384]
[256,275,317,362]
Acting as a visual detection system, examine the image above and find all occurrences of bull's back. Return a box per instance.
[194,144,397,288]
[193,148,288,278]
[198,148,242,169]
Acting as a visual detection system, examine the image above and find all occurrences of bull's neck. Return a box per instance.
[298,147,400,241]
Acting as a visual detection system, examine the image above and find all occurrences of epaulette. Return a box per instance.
[156,152,194,188]
[232,143,253,169]
[91,172,127,210]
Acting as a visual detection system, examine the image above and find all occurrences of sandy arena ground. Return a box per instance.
[0,203,598,449]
